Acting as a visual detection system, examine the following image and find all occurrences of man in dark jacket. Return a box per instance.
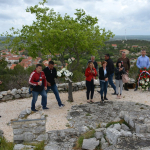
[105,54,116,94]
[43,61,65,108]
[87,56,98,73]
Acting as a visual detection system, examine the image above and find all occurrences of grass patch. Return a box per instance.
[34,141,45,150]
[0,137,14,150]
[95,143,102,150]
[73,129,96,149]
[23,141,45,150]
[96,124,101,128]
[106,119,130,129]
[135,103,139,105]
[86,113,91,116]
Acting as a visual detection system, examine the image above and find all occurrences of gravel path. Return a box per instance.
[0,88,150,142]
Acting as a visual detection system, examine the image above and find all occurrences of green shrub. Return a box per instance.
[0,137,14,150]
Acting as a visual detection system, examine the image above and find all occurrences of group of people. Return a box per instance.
[0,50,149,111]
[85,49,150,103]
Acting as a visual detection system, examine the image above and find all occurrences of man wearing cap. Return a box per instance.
[117,52,130,91]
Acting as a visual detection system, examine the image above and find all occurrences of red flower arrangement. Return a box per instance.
[136,68,150,90]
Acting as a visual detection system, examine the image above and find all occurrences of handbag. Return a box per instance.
[122,73,129,83]
[94,78,100,85]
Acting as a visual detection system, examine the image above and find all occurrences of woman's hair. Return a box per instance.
[101,61,107,66]
[87,61,95,68]
[116,61,123,68]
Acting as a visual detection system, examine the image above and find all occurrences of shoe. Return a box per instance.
[97,91,101,94]
[87,100,90,103]
[111,92,116,95]
[90,99,94,103]
[134,88,137,91]
[119,95,122,99]
[124,88,129,91]
[101,97,104,102]
[31,109,38,112]
[104,97,108,100]
[116,95,120,99]
[43,107,49,110]
[59,104,65,108]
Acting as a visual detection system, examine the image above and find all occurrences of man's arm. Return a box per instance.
[136,57,141,69]
[146,57,150,69]
[29,72,38,86]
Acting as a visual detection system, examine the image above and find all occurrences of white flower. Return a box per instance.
[62,68,66,71]
[145,82,148,85]
[146,78,149,82]
[57,71,61,77]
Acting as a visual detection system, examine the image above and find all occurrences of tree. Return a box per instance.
[1,0,114,101]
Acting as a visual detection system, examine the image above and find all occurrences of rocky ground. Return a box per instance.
[0,87,150,144]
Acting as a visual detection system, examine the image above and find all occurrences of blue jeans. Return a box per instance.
[31,89,47,110]
[46,84,62,106]
[108,73,116,92]
[100,81,108,97]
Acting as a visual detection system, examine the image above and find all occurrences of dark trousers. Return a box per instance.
[46,84,62,106]
[135,69,140,89]
[108,73,116,92]
[86,80,95,100]
[100,81,108,98]
[31,89,47,110]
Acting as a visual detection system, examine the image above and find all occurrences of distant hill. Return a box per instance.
[110,35,150,41]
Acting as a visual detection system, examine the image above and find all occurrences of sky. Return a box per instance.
[0,0,150,35]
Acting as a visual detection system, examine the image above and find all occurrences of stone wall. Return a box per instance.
[12,118,46,144]
[0,78,136,102]
[0,81,89,101]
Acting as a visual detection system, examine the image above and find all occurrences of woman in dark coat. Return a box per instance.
[99,61,109,102]
[115,61,126,99]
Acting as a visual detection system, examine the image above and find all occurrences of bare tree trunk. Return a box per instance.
[68,80,73,102]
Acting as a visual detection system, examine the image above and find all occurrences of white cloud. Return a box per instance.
[0,0,150,35]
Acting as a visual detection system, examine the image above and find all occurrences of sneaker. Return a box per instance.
[112,92,116,95]
[59,104,65,108]
[31,109,38,112]
[116,95,120,99]
[124,88,129,91]
[43,107,49,110]
[104,97,108,100]
[134,88,137,91]
[90,100,94,103]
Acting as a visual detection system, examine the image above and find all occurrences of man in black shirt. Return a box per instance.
[105,54,116,95]
[87,56,98,73]
[43,61,65,108]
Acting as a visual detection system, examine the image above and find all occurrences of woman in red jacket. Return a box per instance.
[85,61,97,103]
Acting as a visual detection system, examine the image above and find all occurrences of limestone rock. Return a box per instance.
[82,138,99,150]
[106,128,122,145]
[0,94,3,99]
[0,129,4,137]
[113,123,121,131]
[11,88,18,95]
[1,91,7,96]
[121,124,130,131]
[94,131,103,140]
[13,144,35,150]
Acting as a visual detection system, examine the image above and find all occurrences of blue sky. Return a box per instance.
[0,0,150,35]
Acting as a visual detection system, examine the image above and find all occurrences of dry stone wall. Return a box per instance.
[12,119,46,144]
